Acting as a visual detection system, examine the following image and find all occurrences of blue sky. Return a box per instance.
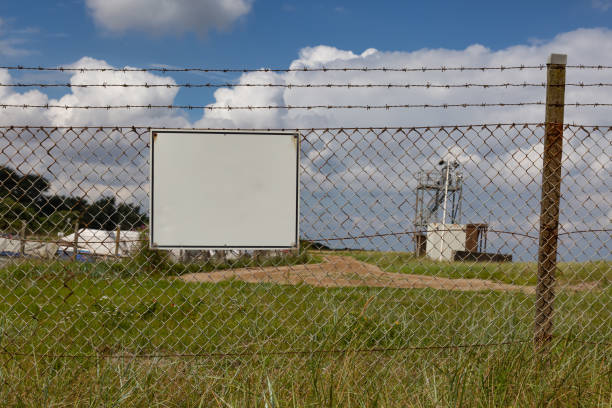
[2,0,611,71]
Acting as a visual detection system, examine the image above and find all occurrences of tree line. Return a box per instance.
[0,165,147,234]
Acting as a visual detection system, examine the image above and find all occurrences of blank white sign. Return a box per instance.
[150,130,299,249]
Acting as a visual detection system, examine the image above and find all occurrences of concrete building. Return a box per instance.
[425,223,511,262]
[426,223,466,261]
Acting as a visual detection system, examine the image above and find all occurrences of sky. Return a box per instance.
[0,0,611,126]
[2,0,612,71]
[0,0,610,260]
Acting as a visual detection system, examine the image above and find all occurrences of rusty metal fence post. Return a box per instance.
[534,53,567,349]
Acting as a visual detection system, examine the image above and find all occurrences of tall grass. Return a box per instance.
[0,254,609,406]
[0,333,609,406]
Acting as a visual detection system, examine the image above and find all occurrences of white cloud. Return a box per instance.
[0,17,40,57]
[0,57,190,212]
[0,57,191,127]
[46,57,190,127]
[0,16,33,57]
[85,0,253,35]
[196,28,612,129]
[592,0,612,11]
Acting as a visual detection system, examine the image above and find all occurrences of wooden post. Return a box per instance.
[72,221,79,261]
[535,53,567,350]
[114,226,121,258]
[19,221,26,257]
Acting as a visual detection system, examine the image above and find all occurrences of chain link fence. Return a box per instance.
[0,123,609,402]
[0,57,610,404]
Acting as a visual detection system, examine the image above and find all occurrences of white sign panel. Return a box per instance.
[150,130,299,249]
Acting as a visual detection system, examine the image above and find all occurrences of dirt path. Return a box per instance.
[178,255,599,293]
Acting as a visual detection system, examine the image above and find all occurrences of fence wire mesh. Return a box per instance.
[0,124,610,403]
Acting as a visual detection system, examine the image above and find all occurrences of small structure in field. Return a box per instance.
[0,234,58,258]
[59,228,140,258]
[425,223,511,262]
[414,159,511,262]
[414,160,463,257]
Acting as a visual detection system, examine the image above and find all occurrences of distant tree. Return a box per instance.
[117,202,148,229]
[0,165,148,233]
[39,195,86,216]
[80,196,147,230]
[83,196,119,230]
[0,166,50,205]
[0,198,36,231]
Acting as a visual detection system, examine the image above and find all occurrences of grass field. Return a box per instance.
[0,252,610,406]
[335,250,612,286]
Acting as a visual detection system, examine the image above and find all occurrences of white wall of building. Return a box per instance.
[426,223,466,261]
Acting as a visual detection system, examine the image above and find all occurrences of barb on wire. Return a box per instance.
[1,102,611,110]
[3,82,612,89]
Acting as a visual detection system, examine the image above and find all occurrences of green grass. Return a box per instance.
[0,253,610,406]
[333,250,612,286]
[0,341,609,407]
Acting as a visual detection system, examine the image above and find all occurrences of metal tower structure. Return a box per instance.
[414,160,463,255]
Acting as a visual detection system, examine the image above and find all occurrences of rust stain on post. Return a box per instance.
[535,53,567,350]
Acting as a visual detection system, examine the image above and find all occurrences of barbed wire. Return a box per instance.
[1,123,611,130]
[567,65,612,70]
[2,82,612,89]
[1,64,611,74]
[1,102,611,111]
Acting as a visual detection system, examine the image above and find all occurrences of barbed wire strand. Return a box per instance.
[1,102,611,110]
[1,64,611,73]
[2,82,612,89]
[1,123,611,130]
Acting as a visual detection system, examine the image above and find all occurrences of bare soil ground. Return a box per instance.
[178,255,598,293]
